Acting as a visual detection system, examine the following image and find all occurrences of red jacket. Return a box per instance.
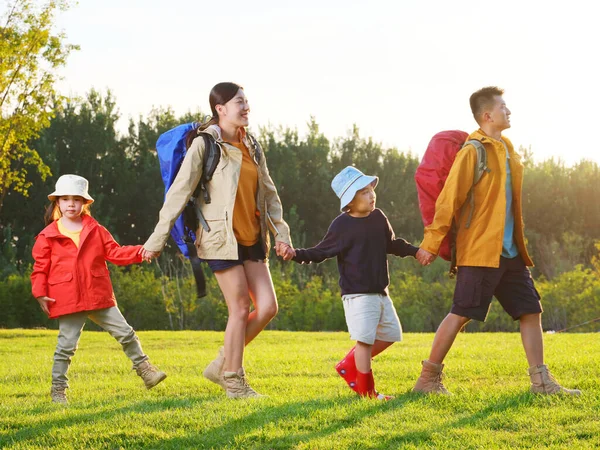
[31,215,143,319]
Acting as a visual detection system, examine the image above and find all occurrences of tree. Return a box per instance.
[0,0,77,216]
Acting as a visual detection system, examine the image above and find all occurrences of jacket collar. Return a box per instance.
[38,215,98,239]
[204,124,222,141]
[205,124,249,146]
[469,129,513,150]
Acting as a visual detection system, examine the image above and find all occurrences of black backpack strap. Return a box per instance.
[196,133,221,205]
[184,240,207,298]
[179,131,220,299]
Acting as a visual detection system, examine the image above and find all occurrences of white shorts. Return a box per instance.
[342,293,402,345]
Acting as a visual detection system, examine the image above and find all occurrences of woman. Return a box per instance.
[142,82,293,398]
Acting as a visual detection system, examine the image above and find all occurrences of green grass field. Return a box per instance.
[1,329,598,449]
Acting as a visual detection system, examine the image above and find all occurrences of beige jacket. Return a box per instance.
[144,125,291,259]
[421,129,533,268]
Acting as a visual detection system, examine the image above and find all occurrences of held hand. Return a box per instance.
[416,248,436,266]
[275,241,285,256]
[275,242,296,261]
[36,296,55,315]
[139,247,160,263]
[282,245,296,261]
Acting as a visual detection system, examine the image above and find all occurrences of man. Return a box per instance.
[414,86,580,395]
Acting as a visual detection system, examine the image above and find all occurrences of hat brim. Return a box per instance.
[48,192,94,204]
[340,175,378,211]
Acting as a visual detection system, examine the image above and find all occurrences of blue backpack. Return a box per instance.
[156,123,262,297]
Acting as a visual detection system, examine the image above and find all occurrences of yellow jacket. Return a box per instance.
[144,125,291,259]
[420,129,533,268]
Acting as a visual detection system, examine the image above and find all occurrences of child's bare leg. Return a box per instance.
[371,340,394,358]
[354,341,373,373]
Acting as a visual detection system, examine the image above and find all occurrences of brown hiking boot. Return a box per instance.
[203,346,226,390]
[413,360,451,395]
[528,364,581,395]
[51,385,68,404]
[136,361,167,389]
[224,368,263,398]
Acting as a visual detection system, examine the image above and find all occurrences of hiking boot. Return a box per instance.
[335,347,358,391]
[51,385,68,404]
[224,368,263,398]
[528,364,581,395]
[136,361,167,389]
[413,360,451,395]
[203,346,226,390]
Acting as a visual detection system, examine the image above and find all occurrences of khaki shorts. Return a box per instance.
[342,293,402,345]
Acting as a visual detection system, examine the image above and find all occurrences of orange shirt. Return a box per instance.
[57,219,82,248]
[229,140,260,246]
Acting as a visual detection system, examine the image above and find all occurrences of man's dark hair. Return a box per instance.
[469,86,504,123]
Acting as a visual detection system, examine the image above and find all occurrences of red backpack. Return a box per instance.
[415,130,489,269]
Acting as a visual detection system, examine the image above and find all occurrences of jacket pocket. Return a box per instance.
[48,272,73,285]
[200,208,228,251]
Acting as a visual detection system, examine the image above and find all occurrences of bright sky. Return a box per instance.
[47,0,599,165]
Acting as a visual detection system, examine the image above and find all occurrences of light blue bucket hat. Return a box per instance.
[331,166,378,212]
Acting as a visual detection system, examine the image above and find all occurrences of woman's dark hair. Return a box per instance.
[185,82,243,148]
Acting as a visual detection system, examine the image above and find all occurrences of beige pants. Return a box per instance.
[52,307,147,387]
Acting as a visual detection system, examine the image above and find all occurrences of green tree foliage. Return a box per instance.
[3,89,600,332]
[0,0,77,215]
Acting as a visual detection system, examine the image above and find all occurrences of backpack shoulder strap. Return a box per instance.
[460,139,491,229]
[465,139,490,184]
[191,133,221,205]
[201,133,220,183]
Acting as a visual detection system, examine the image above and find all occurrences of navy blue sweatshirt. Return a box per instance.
[292,208,418,296]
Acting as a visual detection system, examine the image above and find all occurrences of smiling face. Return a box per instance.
[216,89,250,128]
[58,195,84,220]
[346,183,376,217]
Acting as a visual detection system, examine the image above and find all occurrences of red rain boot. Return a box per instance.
[356,370,394,401]
[335,346,358,392]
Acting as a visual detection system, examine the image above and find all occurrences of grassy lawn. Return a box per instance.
[0,329,598,449]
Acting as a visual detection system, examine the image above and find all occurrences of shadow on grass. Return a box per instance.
[2,396,210,447]
[4,390,580,449]
[148,392,426,449]
[379,391,553,448]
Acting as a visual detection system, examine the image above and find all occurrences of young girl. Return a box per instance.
[142,82,293,398]
[31,174,166,404]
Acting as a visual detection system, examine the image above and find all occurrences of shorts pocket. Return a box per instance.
[454,271,484,308]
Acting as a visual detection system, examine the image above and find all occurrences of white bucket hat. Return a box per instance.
[331,166,378,212]
[48,174,94,204]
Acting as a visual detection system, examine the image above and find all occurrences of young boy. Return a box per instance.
[288,166,425,400]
